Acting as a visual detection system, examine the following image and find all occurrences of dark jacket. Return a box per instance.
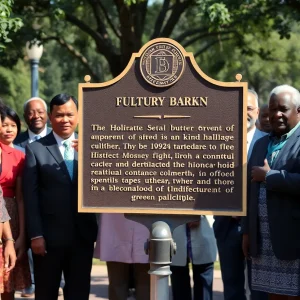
[14,127,52,148]
[243,125,300,260]
[214,129,267,241]
[23,131,97,247]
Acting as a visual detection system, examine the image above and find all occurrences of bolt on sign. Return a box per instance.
[78,38,247,216]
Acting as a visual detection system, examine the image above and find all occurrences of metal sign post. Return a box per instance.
[146,221,175,300]
[125,214,198,300]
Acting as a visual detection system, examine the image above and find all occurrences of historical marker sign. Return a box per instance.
[78,38,247,216]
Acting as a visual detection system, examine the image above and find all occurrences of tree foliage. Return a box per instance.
[0,0,23,49]
[8,0,299,80]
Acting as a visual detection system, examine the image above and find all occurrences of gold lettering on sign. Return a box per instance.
[115,96,208,107]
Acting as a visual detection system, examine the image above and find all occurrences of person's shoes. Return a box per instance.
[21,284,35,297]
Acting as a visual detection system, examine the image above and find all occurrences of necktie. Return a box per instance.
[63,140,73,179]
[34,135,41,141]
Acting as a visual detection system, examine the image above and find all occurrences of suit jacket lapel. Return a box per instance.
[73,149,78,183]
[248,129,264,161]
[272,126,300,169]
[257,137,269,164]
[45,132,71,180]
[21,131,30,148]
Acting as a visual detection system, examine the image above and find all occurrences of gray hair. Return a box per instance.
[269,85,300,107]
[23,97,47,112]
[248,89,259,107]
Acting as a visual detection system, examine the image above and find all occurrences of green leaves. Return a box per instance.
[0,0,23,50]
[207,3,231,26]
[124,0,137,6]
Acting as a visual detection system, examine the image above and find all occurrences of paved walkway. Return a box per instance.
[15,265,224,299]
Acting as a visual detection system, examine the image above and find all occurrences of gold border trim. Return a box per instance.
[78,37,248,216]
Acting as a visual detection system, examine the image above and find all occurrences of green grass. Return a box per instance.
[93,259,106,265]
[214,260,220,270]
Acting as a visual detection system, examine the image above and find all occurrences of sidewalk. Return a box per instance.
[15,265,224,299]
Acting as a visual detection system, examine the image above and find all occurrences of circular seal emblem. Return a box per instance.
[140,41,185,87]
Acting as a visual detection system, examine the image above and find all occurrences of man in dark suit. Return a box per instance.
[23,94,98,300]
[14,97,52,297]
[14,97,51,148]
[214,90,268,300]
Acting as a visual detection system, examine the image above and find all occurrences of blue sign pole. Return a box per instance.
[30,59,39,97]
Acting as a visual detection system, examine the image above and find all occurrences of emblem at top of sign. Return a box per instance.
[140,41,185,88]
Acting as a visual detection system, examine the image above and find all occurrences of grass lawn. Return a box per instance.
[214,260,220,270]
[93,259,106,265]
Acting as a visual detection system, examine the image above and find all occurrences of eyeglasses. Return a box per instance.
[247,106,257,112]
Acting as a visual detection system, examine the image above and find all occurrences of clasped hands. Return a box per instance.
[251,159,270,182]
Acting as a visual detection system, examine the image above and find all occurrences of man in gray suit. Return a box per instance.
[214,90,268,300]
[14,97,51,148]
[23,94,97,300]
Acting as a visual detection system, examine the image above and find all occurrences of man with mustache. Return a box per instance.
[214,90,268,300]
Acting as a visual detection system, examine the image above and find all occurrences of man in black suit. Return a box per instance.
[23,94,98,300]
[14,97,51,148]
[214,90,268,300]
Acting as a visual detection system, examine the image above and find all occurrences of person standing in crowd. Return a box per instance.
[214,90,267,300]
[171,216,217,300]
[23,94,97,300]
[14,97,52,297]
[94,213,150,300]
[0,107,31,300]
[243,85,300,300]
[14,97,51,148]
[258,104,272,133]
[0,100,17,292]
[0,107,23,153]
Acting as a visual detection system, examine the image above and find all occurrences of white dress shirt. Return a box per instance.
[28,126,48,144]
[247,127,256,153]
[53,131,75,160]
